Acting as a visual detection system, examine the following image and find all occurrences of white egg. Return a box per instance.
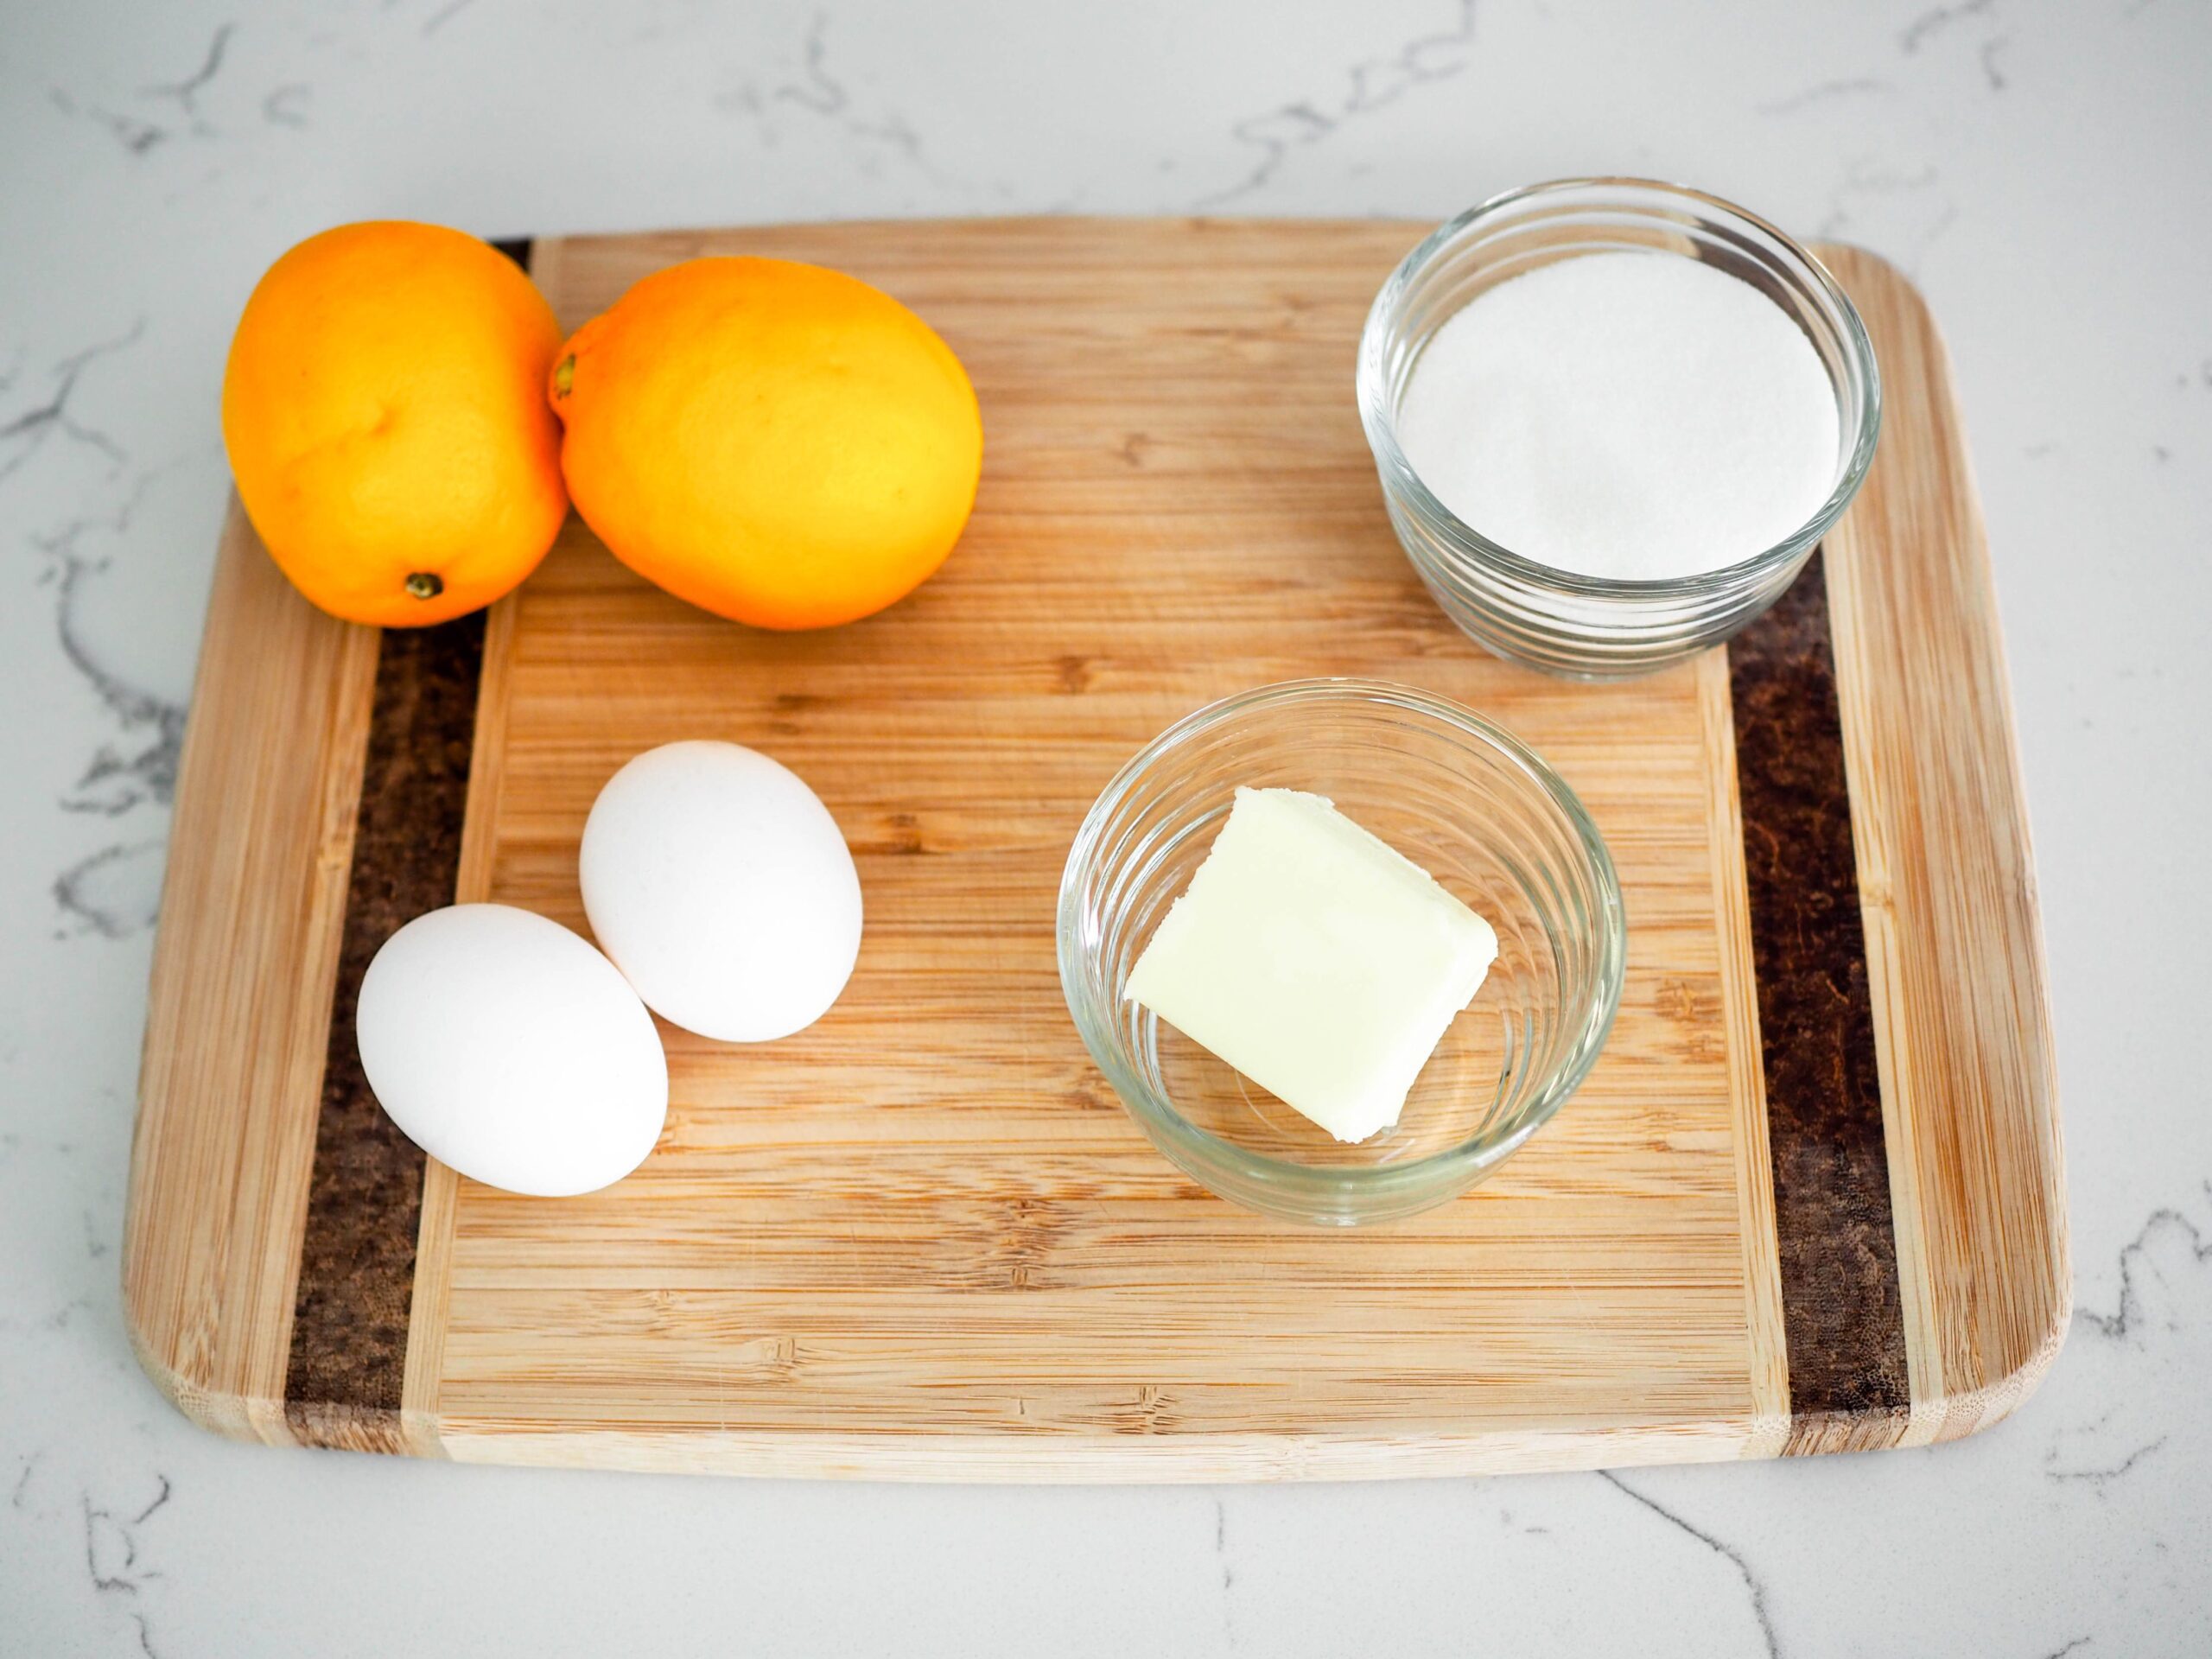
[579,740,863,1042]
[356,904,668,1197]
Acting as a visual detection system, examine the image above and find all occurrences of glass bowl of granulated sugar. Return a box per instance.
[1357,177,1881,679]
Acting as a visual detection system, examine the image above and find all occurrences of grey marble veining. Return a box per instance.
[3,2,2209,1653]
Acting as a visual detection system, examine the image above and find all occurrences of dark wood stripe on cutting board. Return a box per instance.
[284,610,488,1446]
[283,237,525,1447]
[1728,548,1910,1449]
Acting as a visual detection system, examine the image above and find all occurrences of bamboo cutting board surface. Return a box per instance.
[124,219,2064,1479]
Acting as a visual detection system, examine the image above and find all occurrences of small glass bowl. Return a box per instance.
[1057,680,1624,1225]
[1357,177,1882,679]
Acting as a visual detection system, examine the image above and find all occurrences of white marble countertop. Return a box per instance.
[4,2,2208,1653]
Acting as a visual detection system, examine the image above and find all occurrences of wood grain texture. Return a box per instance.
[124,502,379,1446]
[400,590,520,1459]
[431,218,1784,1478]
[1818,245,2069,1444]
[1695,647,1791,1459]
[122,219,2064,1481]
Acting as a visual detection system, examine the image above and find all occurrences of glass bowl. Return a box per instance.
[1057,679,1624,1225]
[1357,177,1882,680]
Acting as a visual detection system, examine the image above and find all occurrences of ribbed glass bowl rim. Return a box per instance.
[1056,677,1627,1204]
[1357,175,1884,601]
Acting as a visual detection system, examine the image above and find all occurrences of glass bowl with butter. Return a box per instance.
[1058,679,1624,1226]
[1357,177,1881,679]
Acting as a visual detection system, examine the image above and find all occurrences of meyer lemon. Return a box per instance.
[549,257,981,631]
[221,220,568,626]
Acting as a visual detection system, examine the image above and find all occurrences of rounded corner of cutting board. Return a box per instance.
[1914,1236,2075,1447]
[1808,238,1912,292]
[118,1259,276,1446]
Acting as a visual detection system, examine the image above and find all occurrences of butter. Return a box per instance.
[1125,786,1498,1143]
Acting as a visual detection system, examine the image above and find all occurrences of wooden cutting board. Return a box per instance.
[123,219,2064,1480]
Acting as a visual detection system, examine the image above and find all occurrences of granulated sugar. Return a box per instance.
[1396,251,1840,582]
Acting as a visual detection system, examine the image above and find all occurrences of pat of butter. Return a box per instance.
[1125,786,1498,1143]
